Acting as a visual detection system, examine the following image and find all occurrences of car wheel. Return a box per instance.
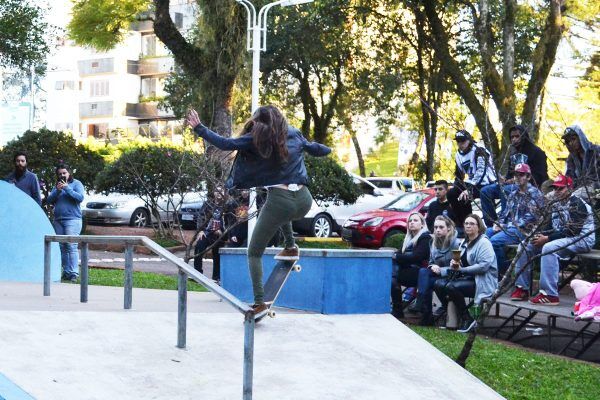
[130,208,150,227]
[311,214,332,238]
[383,229,404,247]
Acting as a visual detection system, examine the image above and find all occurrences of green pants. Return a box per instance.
[248,186,313,303]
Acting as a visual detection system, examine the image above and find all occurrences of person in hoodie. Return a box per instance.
[46,163,85,282]
[480,125,548,225]
[510,175,595,305]
[563,125,600,201]
[416,215,461,326]
[447,130,497,230]
[391,212,431,319]
[4,151,42,206]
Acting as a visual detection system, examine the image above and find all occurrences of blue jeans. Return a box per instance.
[480,183,511,226]
[486,226,524,276]
[515,237,593,297]
[417,267,440,315]
[53,218,82,278]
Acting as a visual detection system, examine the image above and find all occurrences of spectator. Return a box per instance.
[194,187,228,282]
[46,163,85,282]
[511,174,595,305]
[416,215,461,326]
[425,179,457,233]
[447,130,497,228]
[4,151,42,206]
[486,163,544,276]
[187,105,331,314]
[391,212,431,319]
[563,125,600,200]
[480,125,548,223]
[434,214,498,333]
[226,189,249,248]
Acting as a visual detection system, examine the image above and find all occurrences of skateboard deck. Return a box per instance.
[255,259,301,322]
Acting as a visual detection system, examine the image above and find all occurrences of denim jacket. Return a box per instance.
[194,124,331,189]
[499,184,544,230]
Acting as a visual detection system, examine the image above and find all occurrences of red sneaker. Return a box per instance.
[510,286,529,301]
[529,291,559,306]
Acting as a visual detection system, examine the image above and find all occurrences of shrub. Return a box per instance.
[383,232,405,249]
[305,155,359,205]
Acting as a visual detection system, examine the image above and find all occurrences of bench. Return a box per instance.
[493,296,600,359]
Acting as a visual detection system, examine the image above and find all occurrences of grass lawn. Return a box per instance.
[297,237,351,249]
[65,267,208,292]
[358,141,399,176]
[412,326,600,400]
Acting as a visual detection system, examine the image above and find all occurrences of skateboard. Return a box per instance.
[255,259,301,322]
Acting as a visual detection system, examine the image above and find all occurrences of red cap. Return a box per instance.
[514,163,531,174]
[552,174,573,188]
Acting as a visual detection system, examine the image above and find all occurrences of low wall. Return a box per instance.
[0,181,61,282]
[220,247,394,314]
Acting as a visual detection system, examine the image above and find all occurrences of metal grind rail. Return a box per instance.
[44,234,257,399]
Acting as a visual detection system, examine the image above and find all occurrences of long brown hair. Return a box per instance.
[241,105,289,162]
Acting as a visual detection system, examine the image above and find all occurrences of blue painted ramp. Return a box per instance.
[0,181,61,282]
[0,373,35,400]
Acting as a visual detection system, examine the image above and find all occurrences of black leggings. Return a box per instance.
[433,276,476,314]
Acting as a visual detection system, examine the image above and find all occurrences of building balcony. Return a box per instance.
[125,103,174,120]
[130,19,154,32]
[127,57,173,76]
[78,58,114,76]
[80,101,113,118]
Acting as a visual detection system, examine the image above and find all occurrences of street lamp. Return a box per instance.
[234,0,314,240]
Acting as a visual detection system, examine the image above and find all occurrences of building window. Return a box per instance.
[55,122,73,131]
[91,103,97,110]
[55,81,75,90]
[91,61,99,68]
[87,123,109,139]
[142,34,157,57]
[174,12,183,28]
[90,80,109,97]
[141,78,157,97]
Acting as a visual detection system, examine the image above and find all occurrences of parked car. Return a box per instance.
[178,201,205,230]
[83,192,203,227]
[292,173,398,237]
[341,189,436,248]
[365,176,415,194]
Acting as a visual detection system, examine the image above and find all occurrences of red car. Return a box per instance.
[341,189,436,248]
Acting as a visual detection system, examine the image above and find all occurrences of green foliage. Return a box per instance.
[383,232,405,249]
[304,155,359,205]
[0,0,51,72]
[0,129,105,201]
[413,326,600,400]
[85,267,208,292]
[68,0,151,51]
[359,142,399,177]
[296,238,351,249]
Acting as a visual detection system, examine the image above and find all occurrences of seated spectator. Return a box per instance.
[486,163,544,276]
[391,212,431,318]
[563,125,600,201]
[416,215,461,326]
[447,130,497,228]
[425,180,457,233]
[194,187,228,282]
[511,175,595,305]
[480,125,548,224]
[226,189,250,247]
[434,214,498,333]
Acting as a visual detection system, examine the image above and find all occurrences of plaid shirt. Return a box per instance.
[500,184,544,230]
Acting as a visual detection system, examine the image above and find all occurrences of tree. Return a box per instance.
[68,0,246,136]
[0,129,105,209]
[0,0,51,72]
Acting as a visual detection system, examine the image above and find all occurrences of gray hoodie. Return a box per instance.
[565,125,600,189]
[430,232,461,269]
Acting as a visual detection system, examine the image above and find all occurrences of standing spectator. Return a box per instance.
[4,151,42,206]
[511,175,595,305]
[486,163,544,276]
[187,105,331,314]
[391,212,431,319]
[416,215,461,325]
[434,214,498,333]
[480,125,548,223]
[425,180,457,233]
[194,187,227,282]
[46,163,84,282]
[226,189,250,248]
[447,130,497,228]
[563,125,600,200]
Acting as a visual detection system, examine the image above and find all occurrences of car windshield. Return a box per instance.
[369,179,393,189]
[383,192,428,211]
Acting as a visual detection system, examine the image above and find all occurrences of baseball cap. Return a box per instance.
[551,174,573,188]
[514,163,531,174]
[454,130,472,142]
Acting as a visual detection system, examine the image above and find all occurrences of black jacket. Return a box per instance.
[506,126,549,187]
[425,200,455,232]
[395,233,431,268]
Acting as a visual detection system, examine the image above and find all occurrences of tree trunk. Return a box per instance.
[351,133,366,178]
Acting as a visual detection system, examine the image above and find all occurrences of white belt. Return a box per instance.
[271,184,303,191]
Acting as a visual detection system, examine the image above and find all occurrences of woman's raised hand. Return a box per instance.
[186,109,201,129]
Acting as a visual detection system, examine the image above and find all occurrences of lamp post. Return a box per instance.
[234,0,314,239]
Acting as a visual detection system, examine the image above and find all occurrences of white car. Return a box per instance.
[365,176,415,194]
[83,192,204,227]
[293,174,399,237]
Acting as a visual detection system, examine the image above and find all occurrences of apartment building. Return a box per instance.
[44,0,196,143]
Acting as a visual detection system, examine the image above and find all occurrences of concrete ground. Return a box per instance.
[0,282,503,400]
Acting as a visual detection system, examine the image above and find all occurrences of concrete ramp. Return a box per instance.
[0,311,503,400]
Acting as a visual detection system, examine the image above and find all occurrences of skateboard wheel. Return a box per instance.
[268,310,276,318]
[293,265,302,272]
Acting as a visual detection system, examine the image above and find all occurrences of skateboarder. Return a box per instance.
[187,105,331,314]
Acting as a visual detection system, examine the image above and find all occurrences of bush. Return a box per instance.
[383,232,405,249]
[305,155,359,205]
